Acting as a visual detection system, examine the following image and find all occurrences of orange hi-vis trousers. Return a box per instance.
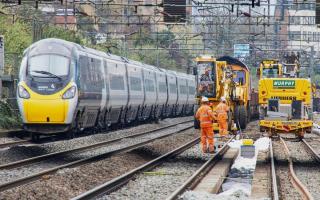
[218,120,228,136]
[201,126,214,153]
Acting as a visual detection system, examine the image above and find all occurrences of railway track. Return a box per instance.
[272,136,320,200]
[71,136,234,200]
[0,120,192,170]
[270,140,279,200]
[0,139,31,149]
[0,120,192,150]
[0,120,193,192]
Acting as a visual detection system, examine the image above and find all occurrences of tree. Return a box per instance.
[42,25,83,44]
[0,16,32,75]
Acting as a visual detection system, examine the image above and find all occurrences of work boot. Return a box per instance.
[208,145,216,154]
[202,147,208,153]
[208,149,215,154]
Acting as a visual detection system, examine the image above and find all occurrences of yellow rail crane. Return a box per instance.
[258,59,313,139]
[193,55,253,133]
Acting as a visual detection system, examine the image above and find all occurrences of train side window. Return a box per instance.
[188,86,195,95]
[20,56,27,79]
[145,79,155,92]
[169,83,177,94]
[158,82,167,93]
[103,60,109,89]
[130,76,142,91]
[179,85,187,94]
[79,56,89,91]
[86,57,103,93]
[110,74,125,90]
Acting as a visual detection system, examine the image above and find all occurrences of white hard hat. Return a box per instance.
[221,96,226,102]
[201,96,209,102]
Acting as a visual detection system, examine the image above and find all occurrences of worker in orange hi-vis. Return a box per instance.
[215,96,230,138]
[195,97,215,153]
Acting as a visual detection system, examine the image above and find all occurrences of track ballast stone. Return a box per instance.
[0,122,192,185]
[0,127,198,199]
[0,116,191,165]
[99,145,211,200]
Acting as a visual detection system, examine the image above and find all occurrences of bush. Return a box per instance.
[0,100,22,129]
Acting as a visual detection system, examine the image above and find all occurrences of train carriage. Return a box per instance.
[162,70,177,118]
[153,68,168,120]
[185,75,196,115]
[176,72,189,116]
[140,65,158,121]
[17,38,195,138]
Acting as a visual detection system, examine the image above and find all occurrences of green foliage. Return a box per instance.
[128,45,178,70]
[0,17,32,55]
[313,74,320,86]
[0,15,32,74]
[0,100,21,129]
[42,25,83,44]
[155,30,176,48]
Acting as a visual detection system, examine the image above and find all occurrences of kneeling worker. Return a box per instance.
[196,97,215,153]
[215,96,230,138]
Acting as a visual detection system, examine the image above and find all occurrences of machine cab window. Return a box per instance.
[197,62,216,97]
[262,66,280,78]
[233,70,246,85]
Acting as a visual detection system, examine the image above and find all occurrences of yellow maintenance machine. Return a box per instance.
[258,59,313,138]
[193,55,253,132]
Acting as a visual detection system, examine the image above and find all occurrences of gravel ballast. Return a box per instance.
[0,137,23,146]
[0,127,199,199]
[273,138,320,200]
[0,122,193,186]
[0,117,192,165]
[99,144,211,200]
[294,165,320,198]
[272,141,302,200]
[284,140,320,198]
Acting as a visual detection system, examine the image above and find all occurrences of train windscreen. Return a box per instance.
[28,54,69,78]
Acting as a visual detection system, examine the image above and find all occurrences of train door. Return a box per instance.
[127,64,144,123]
[106,59,129,125]
[187,76,196,115]
[166,72,178,117]
[78,54,104,128]
[142,68,157,120]
[155,71,168,119]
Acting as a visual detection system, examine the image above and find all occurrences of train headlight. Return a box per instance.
[62,86,76,99]
[18,85,30,99]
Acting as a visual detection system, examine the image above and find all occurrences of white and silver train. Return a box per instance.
[17,38,196,136]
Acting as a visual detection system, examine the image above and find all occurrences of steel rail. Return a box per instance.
[0,140,31,149]
[302,139,320,162]
[0,129,24,138]
[0,120,192,170]
[270,140,279,200]
[279,137,314,200]
[71,137,201,200]
[0,125,193,192]
[165,136,235,200]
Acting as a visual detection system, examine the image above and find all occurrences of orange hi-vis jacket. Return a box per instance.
[215,102,229,121]
[196,105,215,128]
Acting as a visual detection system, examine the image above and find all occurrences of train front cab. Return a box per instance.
[17,39,78,134]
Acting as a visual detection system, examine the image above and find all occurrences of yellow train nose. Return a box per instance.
[25,99,66,123]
